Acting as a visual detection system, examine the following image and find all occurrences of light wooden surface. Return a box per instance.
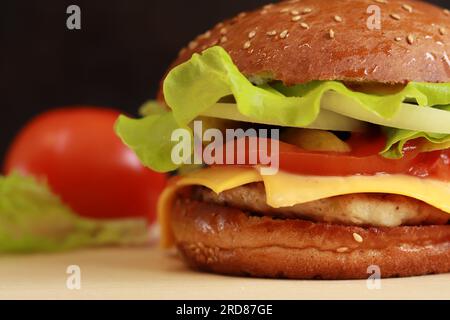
[0,247,448,300]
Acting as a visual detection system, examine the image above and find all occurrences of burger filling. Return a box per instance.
[115,46,450,247]
[193,184,449,227]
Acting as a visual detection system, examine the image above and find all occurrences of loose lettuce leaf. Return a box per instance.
[115,46,450,171]
[0,173,148,253]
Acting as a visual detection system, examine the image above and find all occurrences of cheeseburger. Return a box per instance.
[117,0,450,279]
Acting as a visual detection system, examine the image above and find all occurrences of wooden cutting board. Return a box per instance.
[0,246,448,300]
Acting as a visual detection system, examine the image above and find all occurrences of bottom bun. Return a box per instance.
[171,197,450,279]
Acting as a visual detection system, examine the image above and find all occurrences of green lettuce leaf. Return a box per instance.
[0,173,148,253]
[138,100,167,117]
[382,105,450,158]
[163,46,315,127]
[274,81,450,118]
[116,111,192,173]
[115,46,450,172]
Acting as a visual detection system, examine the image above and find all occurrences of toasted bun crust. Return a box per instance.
[167,0,450,89]
[171,197,450,279]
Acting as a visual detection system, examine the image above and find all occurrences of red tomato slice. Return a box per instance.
[215,135,449,181]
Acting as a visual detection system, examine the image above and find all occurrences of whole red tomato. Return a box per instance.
[4,107,166,222]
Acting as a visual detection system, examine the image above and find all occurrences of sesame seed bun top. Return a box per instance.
[168,0,450,87]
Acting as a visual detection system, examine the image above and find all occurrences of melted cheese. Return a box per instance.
[158,166,450,247]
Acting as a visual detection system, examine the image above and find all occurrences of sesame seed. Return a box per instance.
[220,27,227,35]
[395,37,402,41]
[329,29,335,39]
[439,27,447,36]
[437,41,444,46]
[200,31,211,39]
[220,36,228,43]
[243,41,251,49]
[216,22,224,29]
[444,9,449,16]
[261,10,268,15]
[336,247,349,253]
[334,15,343,22]
[266,30,277,36]
[238,12,247,18]
[290,10,300,15]
[390,13,401,20]
[264,4,274,9]
[353,233,364,243]
[407,34,415,44]
[280,30,289,39]
[374,0,387,3]
[280,8,290,13]
[188,41,198,50]
[302,8,312,14]
[292,15,302,22]
[248,30,257,39]
[300,22,310,29]
[402,4,413,13]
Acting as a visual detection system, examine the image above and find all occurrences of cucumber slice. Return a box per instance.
[321,91,450,134]
[202,103,368,132]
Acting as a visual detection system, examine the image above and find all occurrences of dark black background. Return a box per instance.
[0,0,447,162]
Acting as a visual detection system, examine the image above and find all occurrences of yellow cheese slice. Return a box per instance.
[158,166,450,247]
[158,167,262,247]
[263,171,450,212]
